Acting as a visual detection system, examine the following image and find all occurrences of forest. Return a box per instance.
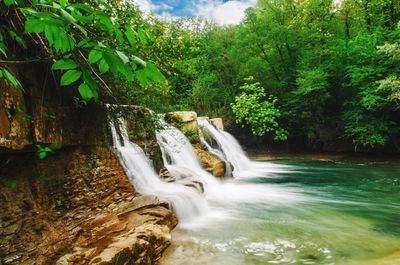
[1,0,400,153]
[1,1,400,264]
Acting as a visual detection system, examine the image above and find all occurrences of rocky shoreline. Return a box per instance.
[0,147,177,264]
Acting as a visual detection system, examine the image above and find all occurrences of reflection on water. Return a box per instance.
[161,160,400,265]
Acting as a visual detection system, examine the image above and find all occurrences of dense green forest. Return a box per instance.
[1,0,400,151]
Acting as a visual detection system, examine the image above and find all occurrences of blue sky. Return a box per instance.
[130,0,257,25]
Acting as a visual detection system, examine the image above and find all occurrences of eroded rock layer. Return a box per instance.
[0,147,177,265]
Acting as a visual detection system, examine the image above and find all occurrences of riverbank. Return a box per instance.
[248,151,400,164]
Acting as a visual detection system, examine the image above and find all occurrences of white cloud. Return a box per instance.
[127,0,153,13]
[126,0,256,26]
[195,0,256,26]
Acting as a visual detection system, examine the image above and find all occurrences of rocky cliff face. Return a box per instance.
[0,147,177,265]
[0,65,177,264]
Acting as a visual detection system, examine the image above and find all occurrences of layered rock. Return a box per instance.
[0,64,177,264]
[0,147,177,265]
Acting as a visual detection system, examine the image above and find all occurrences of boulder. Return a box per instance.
[192,144,226,178]
[210,118,224,130]
[165,111,198,132]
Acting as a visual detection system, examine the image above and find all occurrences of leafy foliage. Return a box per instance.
[0,0,165,102]
[1,0,400,151]
[35,144,53,159]
[232,77,287,140]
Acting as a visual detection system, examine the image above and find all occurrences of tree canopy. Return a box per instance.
[1,0,400,151]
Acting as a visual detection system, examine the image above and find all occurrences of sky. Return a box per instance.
[130,0,257,25]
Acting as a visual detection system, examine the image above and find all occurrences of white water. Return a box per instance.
[156,121,220,194]
[154,119,307,229]
[110,114,304,231]
[198,118,289,178]
[110,118,208,222]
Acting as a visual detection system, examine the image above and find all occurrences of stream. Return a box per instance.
[161,160,400,265]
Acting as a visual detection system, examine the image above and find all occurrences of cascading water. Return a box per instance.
[156,121,220,194]
[155,119,301,207]
[198,118,289,178]
[109,117,208,222]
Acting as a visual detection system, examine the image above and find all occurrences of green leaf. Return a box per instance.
[136,69,148,87]
[39,151,47,159]
[137,28,147,45]
[60,9,76,24]
[99,59,109,74]
[115,29,124,45]
[77,38,92,48]
[51,59,78,70]
[55,198,62,207]
[60,0,66,8]
[132,55,146,67]
[82,71,99,101]
[145,63,165,82]
[44,25,55,46]
[43,147,53,152]
[78,82,97,101]
[60,70,82,86]
[72,3,94,13]
[88,49,102,64]
[0,47,7,58]
[2,69,22,89]
[116,50,129,64]
[125,26,136,48]
[4,0,15,6]
[25,19,45,33]
[8,30,26,49]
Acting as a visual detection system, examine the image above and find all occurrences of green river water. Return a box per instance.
[161,160,400,265]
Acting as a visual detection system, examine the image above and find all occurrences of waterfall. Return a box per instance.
[198,118,252,175]
[156,121,220,194]
[110,117,207,222]
[198,118,286,178]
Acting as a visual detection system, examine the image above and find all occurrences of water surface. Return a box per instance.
[161,160,400,265]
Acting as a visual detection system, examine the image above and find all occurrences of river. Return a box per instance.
[161,160,400,265]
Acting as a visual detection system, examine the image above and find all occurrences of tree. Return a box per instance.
[231,77,287,140]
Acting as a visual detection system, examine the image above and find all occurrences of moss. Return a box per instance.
[182,128,200,144]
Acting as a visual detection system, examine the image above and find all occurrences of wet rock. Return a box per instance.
[192,144,226,178]
[159,168,176,183]
[181,180,204,194]
[0,147,177,265]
